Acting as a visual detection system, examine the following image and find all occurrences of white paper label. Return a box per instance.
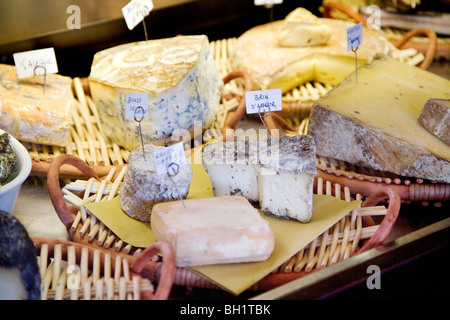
[254,0,283,5]
[13,48,58,79]
[154,142,187,175]
[122,0,154,30]
[347,22,363,51]
[125,93,149,120]
[245,89,282,115]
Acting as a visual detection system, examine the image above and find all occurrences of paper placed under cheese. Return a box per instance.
[84,147,361,295]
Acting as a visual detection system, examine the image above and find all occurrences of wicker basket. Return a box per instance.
[32,237,175,300]
[46,153,400,293]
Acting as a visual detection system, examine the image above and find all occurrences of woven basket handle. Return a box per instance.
[320,2,437,70]
[353,187,401,255]
[131,242,176,300]
[47,154,99,229]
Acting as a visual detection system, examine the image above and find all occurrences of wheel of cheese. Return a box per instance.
[230,18,392,93]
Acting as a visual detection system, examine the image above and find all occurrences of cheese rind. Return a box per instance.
[418,98,450,145]
[308,56,450,183]
[202,135,317,222]
[120,144,193,222]
[0,64,73,146]
[89,35,223,150]
[150,196,275,267]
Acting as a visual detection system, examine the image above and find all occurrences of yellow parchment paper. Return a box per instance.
[84,147,361,295]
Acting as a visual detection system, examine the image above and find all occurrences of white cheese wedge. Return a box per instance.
[89,35,223,150]
[151,196,275,267]
[231,16,391,93]
[120,144,193,222]
[202,135,317,222]
[278,8,331,47]
[0,63,74,146]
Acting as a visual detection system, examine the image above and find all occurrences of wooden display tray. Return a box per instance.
[46,153,400,293]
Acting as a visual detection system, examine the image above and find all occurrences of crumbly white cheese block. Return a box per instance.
[202,135,317,222]
[418,98,450,145]
[0,63,74,146]
[231,17,391,93]
[89,35,223,151]
[308,56,450,183]
[202,140,260,202]
[151,196,275,267]
[120,144,193,222]
[278,8,331,47]
[258,135,317,222]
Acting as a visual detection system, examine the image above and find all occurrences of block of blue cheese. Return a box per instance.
[89,35,223,151]
[120,144,193,222]
[202,135,317,222]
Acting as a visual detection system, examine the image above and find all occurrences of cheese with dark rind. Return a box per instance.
[151,196,275,267]
[89,35,223,151]
[120,144,193,222]
[0,63,74,146]
[202,135,317,222]
[308,56,450,183]
[418,98,450,145]
[0,211,41,300]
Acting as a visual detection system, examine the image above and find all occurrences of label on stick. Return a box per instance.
[347,22,363,51]
[13,48,58,79]
[154,142,187,175]
[125,93,148,120]
[245,89,282,115]
[122,0,154,30]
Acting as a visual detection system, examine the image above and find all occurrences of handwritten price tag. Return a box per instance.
[347,22,363,51]
[254,0,283,5]
[122,0,154,30]
[13,48,58,79]
[125,93,148,120]
[245,89,282,115]
[154,142,186,175]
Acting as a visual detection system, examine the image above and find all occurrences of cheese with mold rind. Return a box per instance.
[202,135,317,222]
[308,56,450,183]
[120,144,193,222]
[231,18,391,93]
[89,35,223,150]
[0,63,73,146]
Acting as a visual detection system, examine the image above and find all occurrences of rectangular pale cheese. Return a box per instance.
[151,196,275,267]
[0,63,74,146]
[308,56,450,183]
